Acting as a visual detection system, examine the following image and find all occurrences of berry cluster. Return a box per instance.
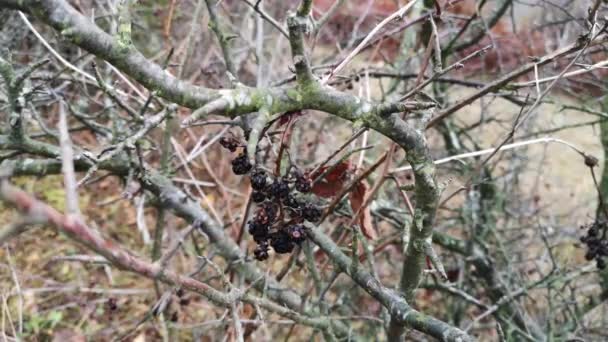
[221,139,322,261]
[580,220,608,270]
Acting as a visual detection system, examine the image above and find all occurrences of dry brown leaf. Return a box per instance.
[349,181,377,240]
[311,161,351,198]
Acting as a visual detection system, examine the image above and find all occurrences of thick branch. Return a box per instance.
[0,1,454,340]
[0,0,215,107]
[205,0,237,76]
[2,0,419,125]
[0,179,339,334]
[306,227,472,342]
[0,179,241,305]
[287,14,314,85]
[0,141,350,337]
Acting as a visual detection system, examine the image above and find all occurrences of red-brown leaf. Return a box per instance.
[310,161,351,198]
[349,181,377,240]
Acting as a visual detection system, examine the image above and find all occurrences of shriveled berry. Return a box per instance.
[261,202,278,221]
[287,224,306,243]
[232,153,252,175]
[251,169,268,190]
[302,204,322,222]
[597,257,606,270]
[248,220,269,243]
[295,174,312,193]
[584,154,599,167]
[252,191,266,203]
[589,226,598,237]
[587,239,599,249]
[270,231,295,254]
[254,243,269,261]
[269,178,290,199]
[107,298,118,311]
[254,206,273,225]
[585,249,597,261]
[219,137,240,152]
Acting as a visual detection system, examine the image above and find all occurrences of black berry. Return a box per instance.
[579,220,608,270]
[251,169,268,190]
[261,202,278,222]
[295,174,312,193]
[219,137,240,152]
[269,178,290,199]
[255,204,277,225]
[589,226,599,237]
[584,154,599,167]
[270,230,295,254]
[252,191,266,203]
[254,243,269,261]
[248,220,269,243]
[107,298,117,311]
[302,204,321,222]
[232,153,252,175]
[286,224,306,244]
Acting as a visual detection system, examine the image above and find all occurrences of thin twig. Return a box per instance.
[321,0,419,84]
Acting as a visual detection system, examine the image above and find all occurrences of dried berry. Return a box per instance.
[248,220,269,243]
[107,298,117,311]
[232,153,252,175]
[295,174,312,193]
[261,202,278,221]
[302,204,321,222]
[252,191,266,203]
[269,178,290,199]
[270,230,295,254]
[286,224,306,244]
[584,154,599,167]
[255,206,273,225]
[589,226,598,237]
[254,243,269,261]
[600,241,608,256]
[580,220,608,270]
[219,137,240,152]
[251,169,268,190]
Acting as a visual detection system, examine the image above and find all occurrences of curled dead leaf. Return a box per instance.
[349,181,377,240]
[310,161,352,198]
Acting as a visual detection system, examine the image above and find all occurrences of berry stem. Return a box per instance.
[274,113,296,177]
[247,107,275,165]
